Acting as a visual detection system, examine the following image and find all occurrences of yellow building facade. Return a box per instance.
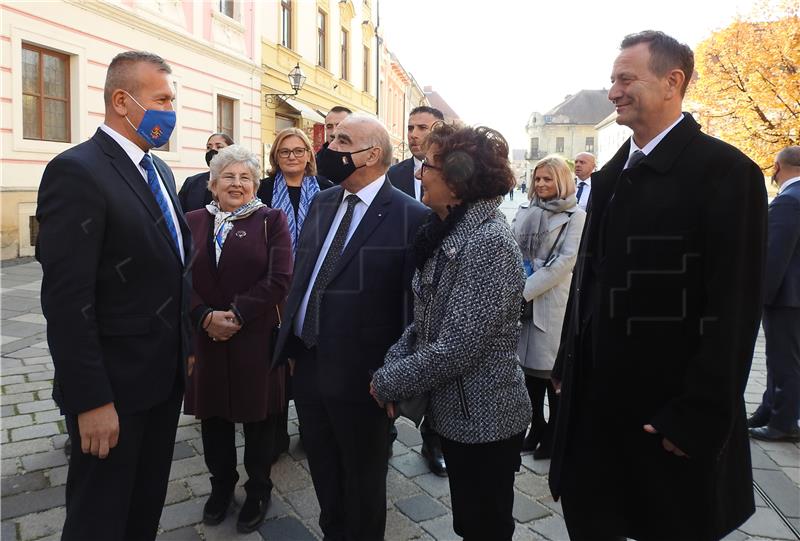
[259,0,378,165]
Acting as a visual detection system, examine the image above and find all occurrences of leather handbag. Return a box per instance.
[520,221,569,321]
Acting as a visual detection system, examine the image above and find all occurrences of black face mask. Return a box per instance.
[205,149,218,167]
[317,146,373,184]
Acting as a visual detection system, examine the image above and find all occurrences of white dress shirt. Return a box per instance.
[293,175,386,336]
[575,176,592,210]
[779,175,800,194]
[99,124,185,262]
[626,114,685,168]
[413,156,423,201]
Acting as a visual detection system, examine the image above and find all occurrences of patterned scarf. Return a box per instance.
[272,172,321,256]
[517,194,577,260]
[205,197,266,263]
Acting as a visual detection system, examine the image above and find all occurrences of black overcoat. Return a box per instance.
[550,114,767,540]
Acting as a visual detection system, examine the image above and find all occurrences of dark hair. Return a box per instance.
[104,51,171,106]
[207,132,234,145]
[423,124,514,203]
[620,30,694,96]
[409,106,444,120]
[329,105,352,115]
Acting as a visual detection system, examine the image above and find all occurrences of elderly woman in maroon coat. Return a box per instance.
[184,145,292,533]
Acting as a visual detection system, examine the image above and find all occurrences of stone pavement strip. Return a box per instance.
[2,240,799,540]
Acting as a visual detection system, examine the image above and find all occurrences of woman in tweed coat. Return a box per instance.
[514,156,586,460]
[371,124,532,541]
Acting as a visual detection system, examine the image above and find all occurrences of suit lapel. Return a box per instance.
[328,180,393,283]
[94,130,184,264]
[291,188,342,303]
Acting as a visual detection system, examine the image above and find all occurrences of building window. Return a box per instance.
[585,136,595,153]
[22,43,70,142]
[556,137,564,154]
[219,0,235,18]
[317,10,326,68]
[217,96,234,139]
[530,137,539,155]
[281,0,292,49]
[340,28,349,81]
[275,114,294,133]
[362,46,370,92]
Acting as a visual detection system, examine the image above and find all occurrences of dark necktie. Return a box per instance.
[576,181,586,203]
[301,194,360,348]
[140,154,180,253]
[625,149,645,170]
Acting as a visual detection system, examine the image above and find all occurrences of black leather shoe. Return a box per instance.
[747,414,768,429]
[421,440,447,477]
[203,488,234,525]
[532,445,552,460]
[749,426,800,442]
[236,495,270,533]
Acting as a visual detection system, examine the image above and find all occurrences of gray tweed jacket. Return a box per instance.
[372,197,532,444]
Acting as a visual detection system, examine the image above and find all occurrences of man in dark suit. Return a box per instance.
[387,106,444,201]
[549,31,767,541]
[178,132,233,212]
[314,106,351,178]
[273,114,428,540]
[36,51,192,541]
[749,146,800,442]
[384,105,448,476]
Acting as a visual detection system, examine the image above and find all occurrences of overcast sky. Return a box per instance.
[379,0,765,149]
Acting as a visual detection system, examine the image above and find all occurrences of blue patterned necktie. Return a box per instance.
[301,194,360,348]
[140,154,180,253]
[576,181,586,203]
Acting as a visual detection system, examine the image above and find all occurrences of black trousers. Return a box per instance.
[62,386,182,541]
[524,375,559,448]
[293,343,391,541]
[754,306,800,433]
[200,415,278,499]
[439,431,524,541]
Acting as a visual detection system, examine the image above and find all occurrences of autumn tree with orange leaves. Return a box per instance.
[689,0,799,170]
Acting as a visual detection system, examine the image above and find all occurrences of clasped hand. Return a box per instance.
[369,381,396,419]
[203,310,241,342]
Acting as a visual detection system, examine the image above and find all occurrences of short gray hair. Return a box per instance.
[208,145,262,191]
[343,114,393,168]
[104,51,171,106]
[777,146,800,168]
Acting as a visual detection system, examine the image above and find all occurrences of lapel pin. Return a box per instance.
[235,230,247,238]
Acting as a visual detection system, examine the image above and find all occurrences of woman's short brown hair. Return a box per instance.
[423,123,515,203]
[268,128,317,177]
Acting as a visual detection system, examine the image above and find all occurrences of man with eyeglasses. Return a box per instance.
[386,105,449,477]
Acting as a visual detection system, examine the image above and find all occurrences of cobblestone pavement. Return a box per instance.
[1,193,798,540]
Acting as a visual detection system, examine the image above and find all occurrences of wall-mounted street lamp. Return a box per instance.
[264,63,307,108]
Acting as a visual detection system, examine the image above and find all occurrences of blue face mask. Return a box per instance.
[124,91,176,148]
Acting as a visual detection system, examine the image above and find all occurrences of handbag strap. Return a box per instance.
[544,222,568,262]
[264,216,282,327]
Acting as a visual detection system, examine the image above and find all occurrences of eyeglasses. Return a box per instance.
[218,174,254,185]
[277,147,307,159]
[420,157,442,177]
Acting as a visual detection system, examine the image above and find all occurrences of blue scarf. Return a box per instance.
[272,172,320,255]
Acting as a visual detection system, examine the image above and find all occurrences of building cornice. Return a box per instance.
[66,0,260,74]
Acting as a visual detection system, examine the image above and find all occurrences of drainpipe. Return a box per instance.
[375,0,380,116]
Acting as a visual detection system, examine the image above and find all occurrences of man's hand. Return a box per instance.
[187,355,196,377]
[643,424,689,458]
[78,402,119,459]
[205,310,241,341]
[552,376,562,395]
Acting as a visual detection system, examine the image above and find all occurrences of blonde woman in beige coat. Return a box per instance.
[512,155,586,459]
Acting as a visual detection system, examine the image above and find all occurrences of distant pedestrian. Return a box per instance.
[521,180,527,194]
[748,146,800,443]
[513,155,585,460]
[549,31,767,540]
[508,186,515,200]
[371,123,532,541]
[573,152,595,211]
